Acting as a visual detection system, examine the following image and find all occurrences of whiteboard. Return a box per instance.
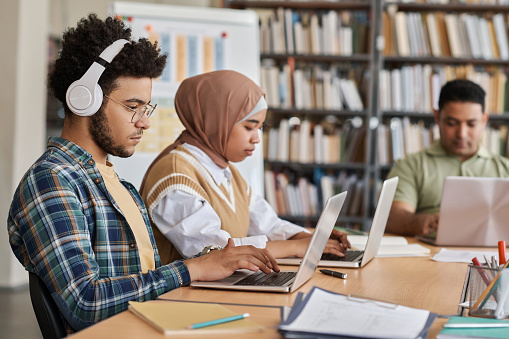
[109,2,264,195]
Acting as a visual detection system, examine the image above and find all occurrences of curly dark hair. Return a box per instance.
[48,14,167,116]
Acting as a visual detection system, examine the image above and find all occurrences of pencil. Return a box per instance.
[187,313,250,330]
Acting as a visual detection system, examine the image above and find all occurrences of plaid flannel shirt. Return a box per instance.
[8,137,191,333]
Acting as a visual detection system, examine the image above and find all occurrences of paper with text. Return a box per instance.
[279,287,431,338]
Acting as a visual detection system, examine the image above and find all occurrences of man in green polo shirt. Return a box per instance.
[386,79,509,236]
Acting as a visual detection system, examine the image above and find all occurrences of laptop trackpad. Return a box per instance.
[220,269,252,284]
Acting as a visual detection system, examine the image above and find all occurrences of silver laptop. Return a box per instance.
[190,192,347,293]
[277,176,399,268]
[417,176,509,247]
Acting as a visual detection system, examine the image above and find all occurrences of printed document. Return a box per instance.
[279,287,435,339]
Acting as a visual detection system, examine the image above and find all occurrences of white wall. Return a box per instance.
[48,0,216,36]
[0,0,49,289]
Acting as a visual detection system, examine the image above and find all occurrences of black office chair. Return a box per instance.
[28,272,67,339]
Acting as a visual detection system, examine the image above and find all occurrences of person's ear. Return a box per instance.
[482,112,490,125]
[433,108,440,125]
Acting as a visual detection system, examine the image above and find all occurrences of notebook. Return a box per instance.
[417,176,509,247]
[277,176,399,268]
[190,191,347,293]
[128,300,264,335]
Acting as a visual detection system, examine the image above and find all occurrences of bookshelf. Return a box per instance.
[225,0,380,230]
[378,1,509,185]
[225,0,509,231]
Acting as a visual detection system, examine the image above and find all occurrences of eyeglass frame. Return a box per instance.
[103,95,157,123]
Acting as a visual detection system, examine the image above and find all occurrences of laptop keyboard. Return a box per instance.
[321,250,364,262]
[233,271,296,286]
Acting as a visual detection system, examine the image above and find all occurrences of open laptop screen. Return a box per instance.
[435,176,509,247]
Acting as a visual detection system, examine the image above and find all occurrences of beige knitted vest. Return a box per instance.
[141,146,251,264]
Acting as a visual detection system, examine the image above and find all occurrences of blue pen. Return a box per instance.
[187,313,250,329]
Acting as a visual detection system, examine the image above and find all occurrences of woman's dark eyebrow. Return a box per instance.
[245,119,261,124]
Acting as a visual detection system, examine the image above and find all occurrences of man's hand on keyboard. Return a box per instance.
[185,238,280,282]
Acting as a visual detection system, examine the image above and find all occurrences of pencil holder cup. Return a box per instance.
[468,264,509,319]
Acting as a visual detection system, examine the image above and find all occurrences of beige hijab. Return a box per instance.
[140,70,265,192]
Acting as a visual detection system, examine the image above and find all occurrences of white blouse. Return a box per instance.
[151,143,309,258]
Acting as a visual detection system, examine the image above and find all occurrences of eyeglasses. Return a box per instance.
[104,95,157,123]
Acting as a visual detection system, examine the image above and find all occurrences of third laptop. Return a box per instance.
[417,176,509,247]
[277,176,399,268]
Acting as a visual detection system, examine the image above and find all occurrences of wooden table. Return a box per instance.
[69,242,479,339]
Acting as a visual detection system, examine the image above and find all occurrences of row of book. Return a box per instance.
[379,64,508,113]
[264,170,364,217]
[263,117,365,164]
[383,11,509,59]
[262,115,509,166]
[259,8,370,56]
[378,117,509,164]
[261,60,366,110]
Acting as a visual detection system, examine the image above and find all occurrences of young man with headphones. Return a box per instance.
[7,14,278,334]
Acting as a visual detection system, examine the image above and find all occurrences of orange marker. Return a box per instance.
[498,241,507,265]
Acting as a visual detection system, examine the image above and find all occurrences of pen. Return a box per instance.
[471,257,492,286]
[498,240,507,266]
[187,313,249,330]
[320,269,347,279]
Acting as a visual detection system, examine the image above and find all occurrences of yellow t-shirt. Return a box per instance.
[97,162,155,273]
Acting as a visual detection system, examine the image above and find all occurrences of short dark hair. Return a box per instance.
[48,14,167,116]
[438,79,486,113]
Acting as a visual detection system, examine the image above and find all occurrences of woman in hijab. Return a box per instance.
[140,70,350,265]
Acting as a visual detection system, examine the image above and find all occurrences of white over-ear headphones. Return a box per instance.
[65,39,129,116]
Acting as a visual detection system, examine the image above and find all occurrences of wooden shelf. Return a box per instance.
[261,53,371,63]
[488,113,509,122]
[385,3,509,13]
[265,160,367,171]
[225,0,371,10]
[381,111,434,119]
[381,111,509,122]
[383,56,509,65]
[268,107,369,117]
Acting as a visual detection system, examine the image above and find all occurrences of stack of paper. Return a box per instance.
[348,235,430,257]
[279,287,436,338]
